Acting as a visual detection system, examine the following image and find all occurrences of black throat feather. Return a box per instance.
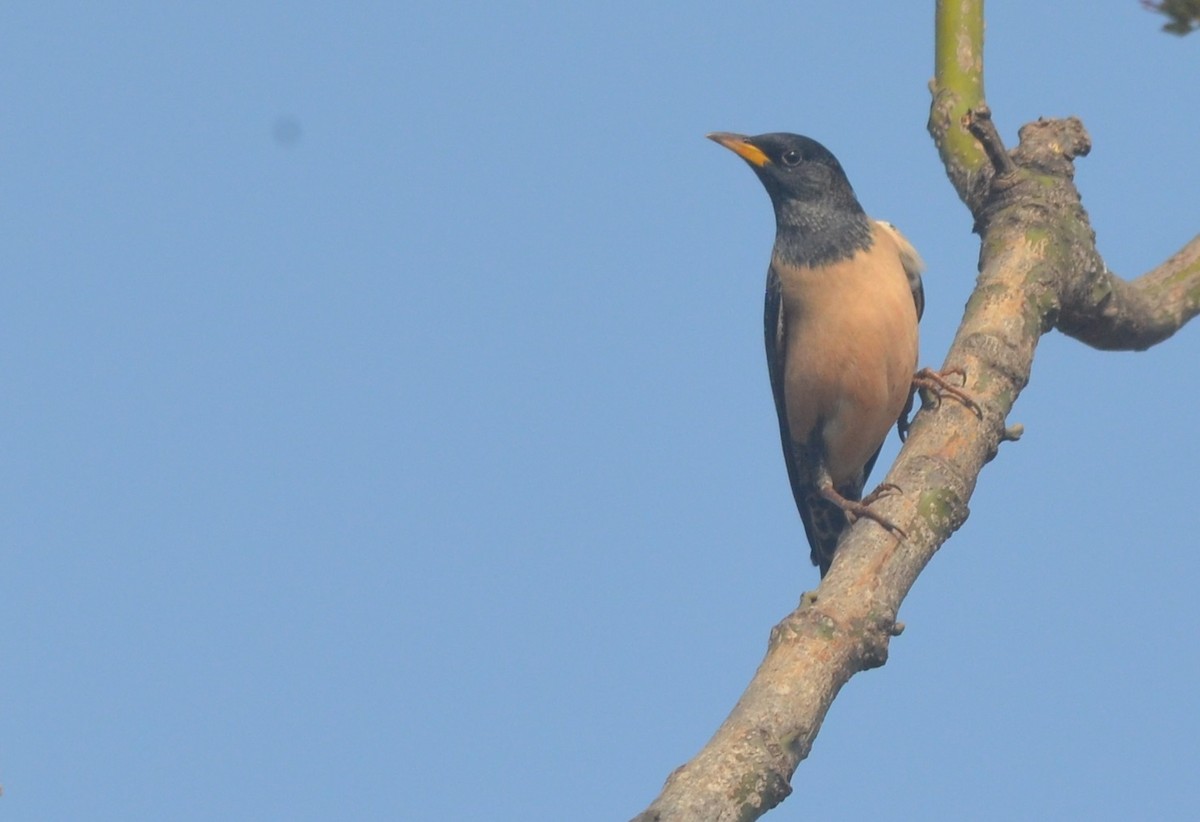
[771,200,874,269]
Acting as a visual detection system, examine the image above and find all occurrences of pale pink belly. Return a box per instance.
[780,253,918,486]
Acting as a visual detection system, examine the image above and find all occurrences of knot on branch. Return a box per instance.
[959,110,1093,243]
[772,602,896,672]
[851,614,896,670]
[1013,117,1092,178]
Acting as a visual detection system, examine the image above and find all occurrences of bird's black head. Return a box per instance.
[707,132,859,208]
[707,131,872,266]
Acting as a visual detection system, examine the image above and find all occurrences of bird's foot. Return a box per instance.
[912,367,982,419]
[819,484,906,539]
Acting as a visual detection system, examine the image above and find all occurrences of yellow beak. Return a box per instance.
[706,132,770,167]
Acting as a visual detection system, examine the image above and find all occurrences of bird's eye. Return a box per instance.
[780,149,802,167]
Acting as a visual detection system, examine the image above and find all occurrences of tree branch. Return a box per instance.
[633,2,1199,818]
[1057,234,1200,350]
[954,112,1200,351]
[1143,0,1200,35]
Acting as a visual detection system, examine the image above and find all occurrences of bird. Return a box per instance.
[708,131,925,576]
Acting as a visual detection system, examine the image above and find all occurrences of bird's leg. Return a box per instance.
[912,367,982,419]
[818,482,907,539]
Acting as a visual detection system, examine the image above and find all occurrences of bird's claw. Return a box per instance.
[912,367,982,419]
[861,482,902,505]
[819,484,907,539]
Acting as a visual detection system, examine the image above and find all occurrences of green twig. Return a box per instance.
[929,0,989,202]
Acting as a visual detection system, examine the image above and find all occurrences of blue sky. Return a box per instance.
[2,3,1197,820]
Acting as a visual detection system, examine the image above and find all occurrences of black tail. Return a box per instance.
[800,491,851,576]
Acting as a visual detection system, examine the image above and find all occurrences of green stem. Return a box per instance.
[930,0,988,194]
[935,0,984,105]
